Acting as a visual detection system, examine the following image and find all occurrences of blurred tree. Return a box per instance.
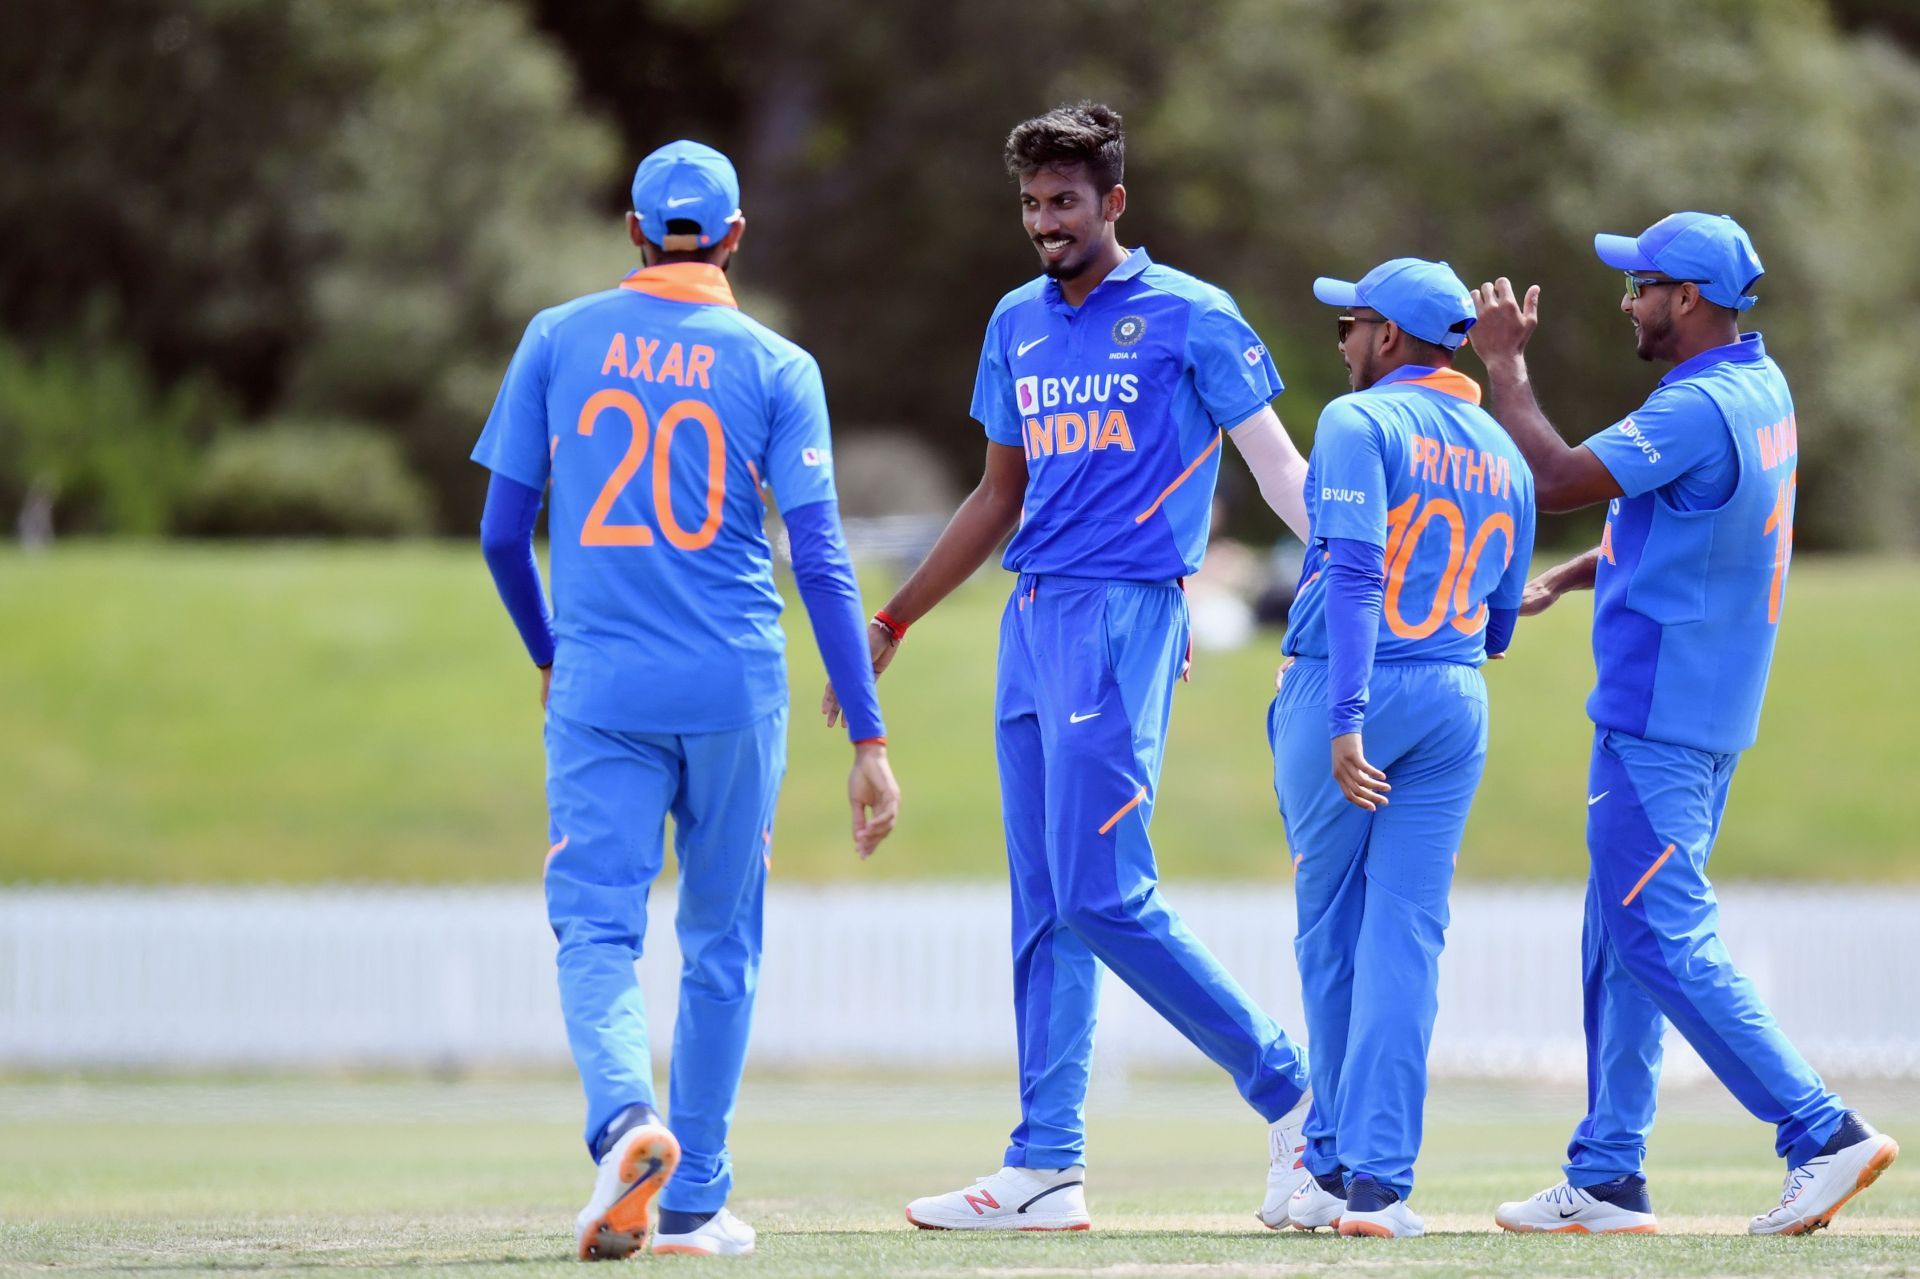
[0,0,622,534]
[1145,0,1920,548]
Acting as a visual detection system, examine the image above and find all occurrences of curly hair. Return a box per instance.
[1004,102,1125,193]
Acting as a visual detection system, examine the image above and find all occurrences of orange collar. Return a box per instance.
[619,263,738,308]
[1392,367,1482,405]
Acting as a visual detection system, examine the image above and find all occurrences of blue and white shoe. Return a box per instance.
[1337,1174,1424,1238]
[1255,1088,1313,1228]
[1495,1175,1658,1234]
[653,1207,756,1256]
[1749,1113,1898,1236]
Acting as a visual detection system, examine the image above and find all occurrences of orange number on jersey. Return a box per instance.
[1763,468,1796,624]
[652,401,726,551]
[578,389,653,547]
[574,392,728,550]
[1382,495,1514,640]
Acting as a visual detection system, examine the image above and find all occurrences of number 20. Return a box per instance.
[575,390,725,550]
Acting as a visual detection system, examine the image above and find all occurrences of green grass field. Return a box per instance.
[2,1075,1914,1277]
[2,545,1916,884]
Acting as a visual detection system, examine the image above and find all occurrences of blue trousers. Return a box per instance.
[543,705,785,1214]
[1270,659,1488,1201]
[997,574,1308,1169]
[1566,727,1847,1184]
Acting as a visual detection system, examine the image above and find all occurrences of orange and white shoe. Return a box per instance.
[905,1165,1089,1231]
[574,1121,681,1260]
[1749,1116,1898,1236]
[652,1208,756,1257]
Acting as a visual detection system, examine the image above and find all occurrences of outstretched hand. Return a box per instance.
[823,621,900,729]
[1468,277,1541,366]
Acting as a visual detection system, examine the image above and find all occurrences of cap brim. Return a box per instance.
[1593,233,1657,273]
[1312,277,1361,308]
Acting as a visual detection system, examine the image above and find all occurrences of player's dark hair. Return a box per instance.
[1005,102,1125,193]
[1401,331,1454,365]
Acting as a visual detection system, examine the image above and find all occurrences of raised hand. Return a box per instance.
[1468,277,1541,366]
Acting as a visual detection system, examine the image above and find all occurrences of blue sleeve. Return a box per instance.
[1185,298,1283,429]
[970,315,1023,447]
[1485,606,1519,658]
[786,499,886,743]
[471,314,554,491]
[478,472,555,667]
[765,352,839,511]
[1582,384,1732,501]
[1325,536,1384,738]
[1308,399,1390,547]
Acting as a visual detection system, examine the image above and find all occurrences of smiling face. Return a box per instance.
[1621,275,1692,363]
[1019,163,1123,282]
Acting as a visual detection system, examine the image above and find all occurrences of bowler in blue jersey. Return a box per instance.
[1470,213,1897,1236]
[1272,258,1536,1238]
[474,140,900,1260]
[822,103,1319,1231]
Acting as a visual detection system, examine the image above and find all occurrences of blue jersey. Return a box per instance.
[1585,333,1796,753]
[971,248,1283,580]
[471,263,838,734]
[1284,366,1536,664]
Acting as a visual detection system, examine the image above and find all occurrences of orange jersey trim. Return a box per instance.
[1098,785,1148,835]
[1397,368,1483,405]
[619,263,739,308]
[1134,431,1222,525]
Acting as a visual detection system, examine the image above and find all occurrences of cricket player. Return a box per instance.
[1271,259,1536,1238]
[1469,212,1897,1235]
[474,140,900,1259]
[823,102,1319,1230]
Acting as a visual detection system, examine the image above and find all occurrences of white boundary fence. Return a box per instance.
[2,885,1915,1077]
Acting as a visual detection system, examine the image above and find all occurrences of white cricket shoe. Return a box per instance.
[905,1165,1090,1231]
[652,1208,757,1257]
[1749,1127,1899,1236]
[1254,1088,1313,1228]
[1495,1179,1658,1234]
[1283,1173,1345,1231]
[574,1121,681,1260]
[1338,1199,1424,1238]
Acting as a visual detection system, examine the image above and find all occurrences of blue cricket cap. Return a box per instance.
[631,140,742,251]
[1312,257,1477,350]
[1593,211,1763,312]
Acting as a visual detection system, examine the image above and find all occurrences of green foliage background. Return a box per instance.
[2,0,1919,544]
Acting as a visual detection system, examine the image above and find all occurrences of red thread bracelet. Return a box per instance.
[872,610,907,643]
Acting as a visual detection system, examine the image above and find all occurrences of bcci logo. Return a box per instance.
[1111,315,1146,347]
[1015,375,1039,416]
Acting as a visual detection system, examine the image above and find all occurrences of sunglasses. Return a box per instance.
[1336,314,1391,342]
[1624,273,1706,300]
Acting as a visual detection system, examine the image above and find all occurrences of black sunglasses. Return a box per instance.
[1624,273,1706,300]
[1337,314,1391,342]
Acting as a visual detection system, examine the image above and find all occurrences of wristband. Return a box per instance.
[853,736,887,746]
[872,610,907,644]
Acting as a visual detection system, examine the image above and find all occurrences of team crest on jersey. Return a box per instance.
[1112,315,1146,347]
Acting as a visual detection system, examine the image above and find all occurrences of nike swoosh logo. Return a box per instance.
[1588,791,1609,806]
[665,195,702,208]
[1558,1208,1579,1218]
[1069,711,1101,724]
[1017,336,1049,357]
